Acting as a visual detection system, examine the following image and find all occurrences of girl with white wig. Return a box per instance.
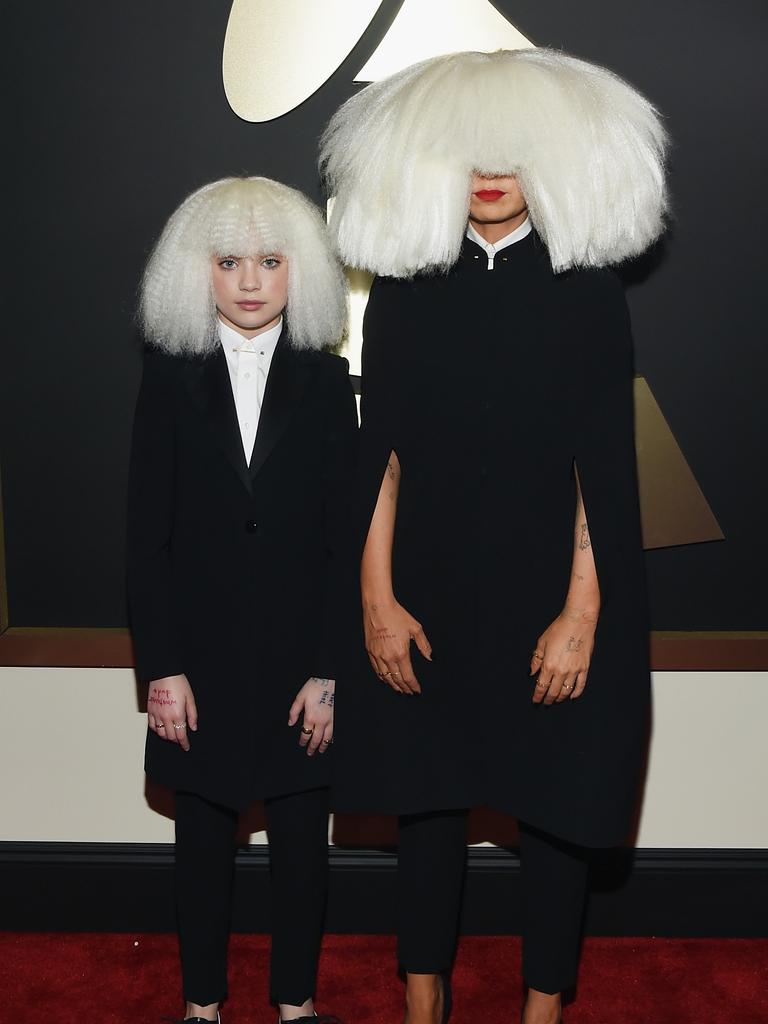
[128,176,357,1024]
[321,50,667,1024]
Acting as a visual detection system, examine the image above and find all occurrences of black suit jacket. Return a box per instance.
[127,336,358,809]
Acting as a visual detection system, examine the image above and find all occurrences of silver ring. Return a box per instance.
[536,678,548,687]
[156,722,166,728]
[173,722,187,730]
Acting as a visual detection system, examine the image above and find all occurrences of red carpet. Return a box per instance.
[3,933,767,1024]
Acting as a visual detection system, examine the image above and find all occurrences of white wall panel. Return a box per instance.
[0,667,765,848]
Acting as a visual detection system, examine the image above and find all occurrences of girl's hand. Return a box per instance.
[147,674,198,751]
[529,608,597,705]
[288,678,335,756]
[364,599,432,695]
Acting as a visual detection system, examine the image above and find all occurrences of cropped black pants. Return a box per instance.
[398,811,590,994]
[175,787,329,1007]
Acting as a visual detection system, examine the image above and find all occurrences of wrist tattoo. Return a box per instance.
[386,461,396,481]
[566,636,583,652]
[578,523,591,550]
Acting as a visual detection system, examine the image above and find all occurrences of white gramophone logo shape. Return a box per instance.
[221,0,723,550]
[223,0,534,122]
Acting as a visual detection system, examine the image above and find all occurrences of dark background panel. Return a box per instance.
[1,0,766,629]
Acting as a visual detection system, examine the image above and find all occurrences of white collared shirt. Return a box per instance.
[218,317,282,464]
[466,216,532,270]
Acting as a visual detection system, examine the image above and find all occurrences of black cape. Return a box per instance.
[333,232,650,848]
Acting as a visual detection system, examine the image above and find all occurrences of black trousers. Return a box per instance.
[175,787,329,1007]
[398,811,590,995]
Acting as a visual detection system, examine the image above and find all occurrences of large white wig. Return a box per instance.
[140,176,347,354]
[320,48,669,276]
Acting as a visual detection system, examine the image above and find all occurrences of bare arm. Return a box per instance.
[361,452,432,694]
[529,467,600,704]
[564,469,601,629]
[361,452,401,610]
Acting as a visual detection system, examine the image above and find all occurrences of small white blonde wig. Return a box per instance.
[140,176,347,354]
[320,48,669,276]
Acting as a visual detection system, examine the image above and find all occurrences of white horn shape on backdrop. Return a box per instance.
[223,0,383,123]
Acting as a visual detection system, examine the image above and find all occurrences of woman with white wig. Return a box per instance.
[321,49,668,1024]
[128,176,357,1023]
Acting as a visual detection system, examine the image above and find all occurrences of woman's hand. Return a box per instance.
[364,599,432,695]
[529,607,597,705]
[288,678,335,756]
[147,674,198,751]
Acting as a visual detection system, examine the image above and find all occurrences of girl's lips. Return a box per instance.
[474,189,506,201]
[237,301,266,309]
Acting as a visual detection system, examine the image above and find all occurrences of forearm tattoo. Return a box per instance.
[148,687,176,709]
[578,523,591,550]
[386,461,397,481]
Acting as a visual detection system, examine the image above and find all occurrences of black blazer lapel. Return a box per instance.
[181,348,253,495]
[249,337,314,480]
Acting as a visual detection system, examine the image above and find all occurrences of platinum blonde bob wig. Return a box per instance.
[321,48,669,276]
[140,176,347,355]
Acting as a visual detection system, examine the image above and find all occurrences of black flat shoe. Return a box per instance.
[163,1014,220,1023]
[279,1017,343,1024]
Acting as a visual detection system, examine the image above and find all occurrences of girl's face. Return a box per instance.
[211,253,289,337]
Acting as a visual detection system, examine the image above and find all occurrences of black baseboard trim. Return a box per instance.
[1,843,765,936]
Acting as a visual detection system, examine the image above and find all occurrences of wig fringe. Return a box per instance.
[320,48,669,276]
[140,177,347,355]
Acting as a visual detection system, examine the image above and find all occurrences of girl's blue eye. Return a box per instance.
[219,258,238,269]
[262,257,281,269]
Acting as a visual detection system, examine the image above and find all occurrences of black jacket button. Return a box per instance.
[244,520,259,534]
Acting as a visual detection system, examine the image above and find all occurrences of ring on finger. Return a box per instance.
[536,678,548,688]
[301,726,314,735]
[156,722,166,728]
[532,651,544,660]
[173,721,187,730]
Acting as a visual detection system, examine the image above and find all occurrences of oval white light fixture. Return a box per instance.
[355,0,534,82]
[224,0,384,123]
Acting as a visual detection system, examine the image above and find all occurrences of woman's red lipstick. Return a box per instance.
[474,189,506,201]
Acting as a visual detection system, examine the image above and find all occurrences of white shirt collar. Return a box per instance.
[466,216,532,255]
[218,316,283,354]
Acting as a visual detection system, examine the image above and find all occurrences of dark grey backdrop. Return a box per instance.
[2,0,766,629]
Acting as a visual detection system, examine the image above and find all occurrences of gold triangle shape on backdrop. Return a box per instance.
[634,377,724,550]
